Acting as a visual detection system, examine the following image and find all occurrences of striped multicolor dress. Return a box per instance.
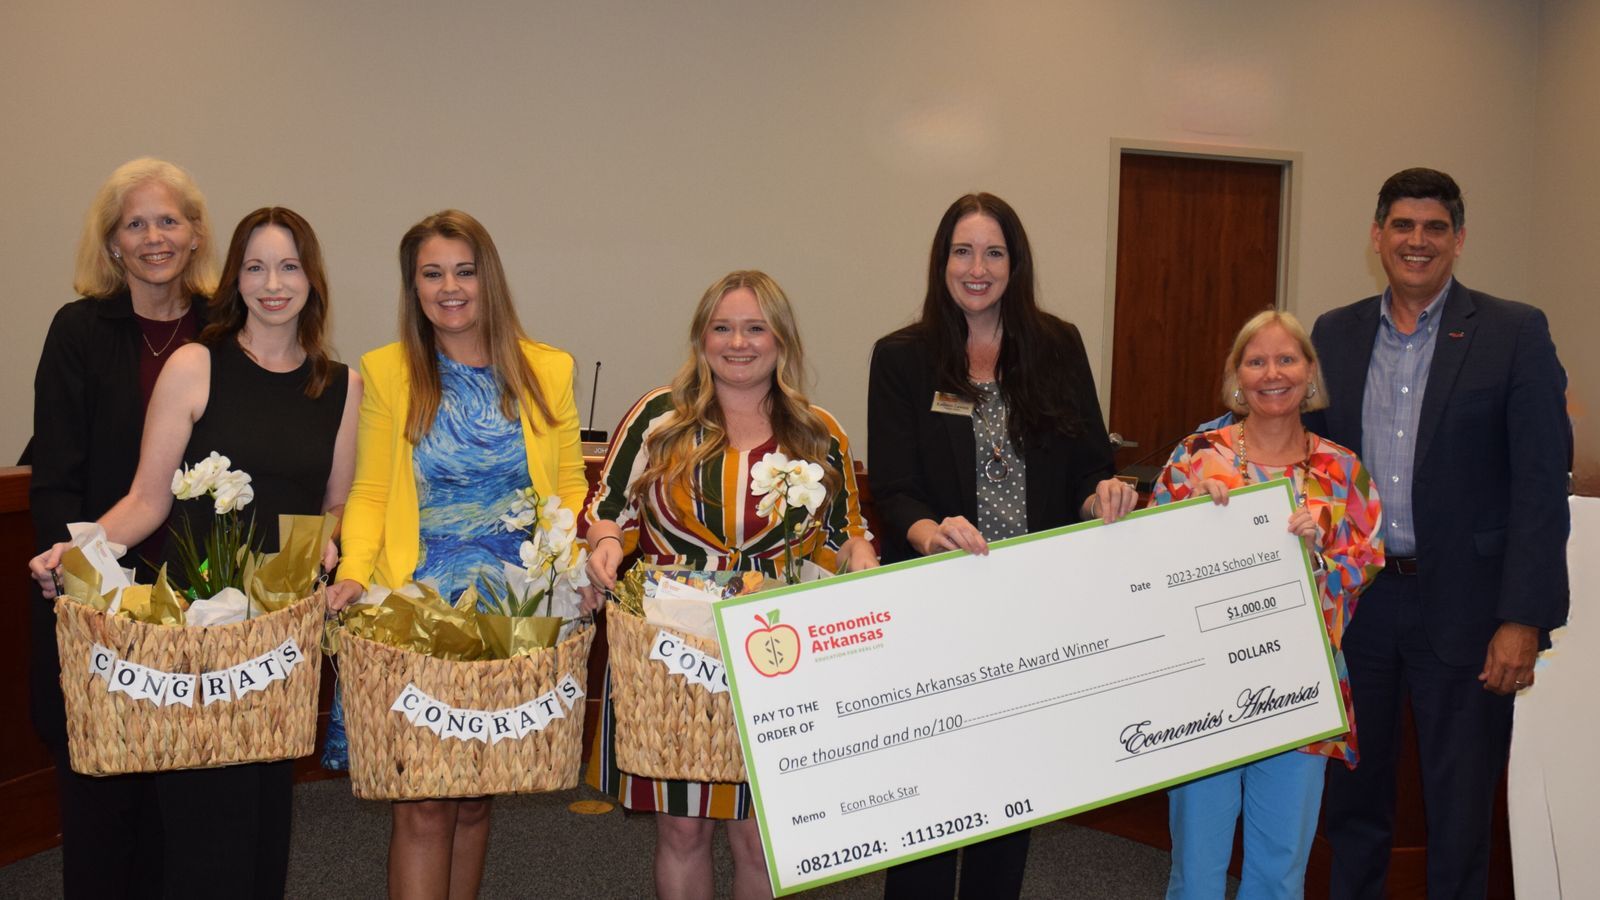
[586,387,869,818]
[1149,423,1384,768]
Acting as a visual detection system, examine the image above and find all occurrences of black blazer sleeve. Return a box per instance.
[27,297,137,753]
[1488,304,1569,631]
[30,301,97,550]
[867,335,965,564]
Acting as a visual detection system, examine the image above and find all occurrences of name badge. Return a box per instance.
[931,392,975,417]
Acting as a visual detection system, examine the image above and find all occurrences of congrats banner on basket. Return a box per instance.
[713,479,1344,896]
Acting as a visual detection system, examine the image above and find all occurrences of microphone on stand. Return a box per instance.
[580,361,608,451]
[1111,414,1234,492]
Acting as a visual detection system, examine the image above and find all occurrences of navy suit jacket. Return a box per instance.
[1305,281,1569,666]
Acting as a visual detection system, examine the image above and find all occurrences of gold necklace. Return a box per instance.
[141,314,185,357]
[1235,420,1312,503]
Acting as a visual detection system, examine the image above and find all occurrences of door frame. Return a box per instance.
[1098,139,1303,416]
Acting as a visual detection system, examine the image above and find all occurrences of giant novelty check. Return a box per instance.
[712,479,1345,895]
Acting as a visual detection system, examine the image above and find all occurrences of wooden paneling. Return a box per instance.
[1109,154,1282,468]
[0,467,56,866]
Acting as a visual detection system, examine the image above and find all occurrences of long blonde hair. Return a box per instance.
[73,157,218,299]
[396,210,555,443]
[633,270,842,502]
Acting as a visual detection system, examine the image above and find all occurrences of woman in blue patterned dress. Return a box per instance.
[326,210,586,899]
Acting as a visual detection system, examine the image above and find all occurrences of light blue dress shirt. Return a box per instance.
[1360,280,1451,556]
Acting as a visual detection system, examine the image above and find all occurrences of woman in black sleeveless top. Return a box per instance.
[168,315,349,556]
[31,207,362,898]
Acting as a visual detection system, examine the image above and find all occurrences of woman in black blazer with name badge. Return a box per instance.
[867,193,1138,898]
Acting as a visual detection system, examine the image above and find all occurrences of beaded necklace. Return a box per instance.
[1235,420,1313,505]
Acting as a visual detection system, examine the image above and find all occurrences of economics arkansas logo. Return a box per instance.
[745,610,801,677]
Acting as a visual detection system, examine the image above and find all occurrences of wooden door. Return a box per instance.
[1107,153,1283,474]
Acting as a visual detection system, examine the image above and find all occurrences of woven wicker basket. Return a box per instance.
[55,591,324,775]
[606,606,746,783]
[340,624,594,800]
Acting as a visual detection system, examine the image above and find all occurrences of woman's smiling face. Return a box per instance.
[944,212,1010,322]
[414,235,482,340]
[702,286,778,393]
[109,181,198,292]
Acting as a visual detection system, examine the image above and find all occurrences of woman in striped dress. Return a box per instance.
[584,270,877,900]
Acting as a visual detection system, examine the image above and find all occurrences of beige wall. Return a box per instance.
[1535,0,1600,494]
[1,1,1575,472]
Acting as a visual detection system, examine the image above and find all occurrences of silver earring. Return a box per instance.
[111,250,121,259]
[1306,383,1319,399]
[1232,388,1244,405]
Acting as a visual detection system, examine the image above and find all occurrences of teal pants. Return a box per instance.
[1165,749,1327,899]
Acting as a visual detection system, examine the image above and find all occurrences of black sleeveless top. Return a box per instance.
[168,338,349,557]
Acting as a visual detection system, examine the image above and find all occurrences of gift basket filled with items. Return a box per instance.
[335,487,595,800]
[606,452,843,784]
[54,453,332,775]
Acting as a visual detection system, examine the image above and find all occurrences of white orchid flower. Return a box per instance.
[756,489,784,519]
[542,500,576,535]
[518,536,551,572]
[748,452,831,584]
[171,454,222,501]
[788,480,826,515]
[190,452,231,491]
[750,452,789,495]
[564,545,590,588]
[546,526,575,558]
[212,471,254,515]
[171,467,202,500]
[501,487,545,532]
[500,508,537,532]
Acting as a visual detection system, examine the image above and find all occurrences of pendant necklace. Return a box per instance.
[976,387,1009,483]
[141,314,185,357]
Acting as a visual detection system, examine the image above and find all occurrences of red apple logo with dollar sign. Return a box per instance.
[746,610,801,677]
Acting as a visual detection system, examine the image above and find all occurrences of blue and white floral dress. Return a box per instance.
[322,353,530,769]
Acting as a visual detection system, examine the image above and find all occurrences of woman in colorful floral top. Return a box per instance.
[585,270,876,900]
[1150,310,1384,899]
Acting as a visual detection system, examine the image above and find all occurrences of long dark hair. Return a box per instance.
[204,207,335,398]
[899,192,1086,445]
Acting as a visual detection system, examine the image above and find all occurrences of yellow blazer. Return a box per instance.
[336,340,587,590]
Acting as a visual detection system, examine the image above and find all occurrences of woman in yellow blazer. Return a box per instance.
[327,210,586,900]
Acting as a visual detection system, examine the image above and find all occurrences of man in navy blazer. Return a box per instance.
[1306,168,1569,898]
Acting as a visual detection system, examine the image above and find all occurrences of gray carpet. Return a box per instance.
[0,778,1207,898]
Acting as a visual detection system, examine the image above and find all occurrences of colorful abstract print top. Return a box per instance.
[1149,423,1384,767]
[586,387,868,577]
